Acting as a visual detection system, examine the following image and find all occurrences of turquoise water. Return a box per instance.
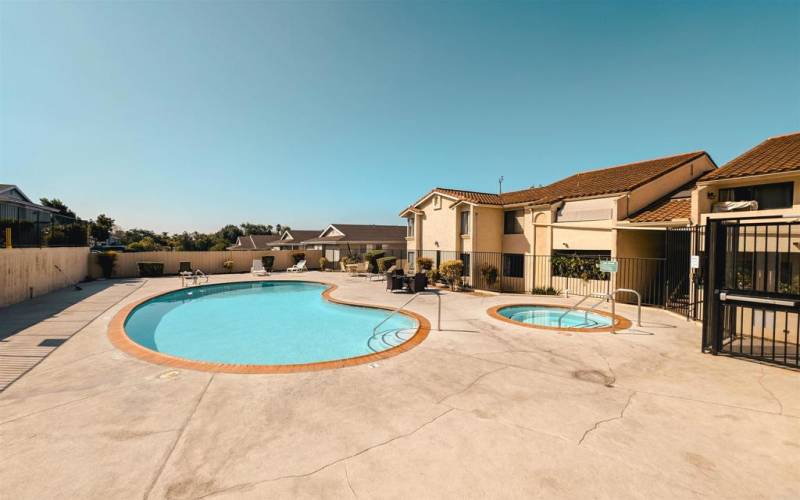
[498,306,612,328]
[124,281,417,365]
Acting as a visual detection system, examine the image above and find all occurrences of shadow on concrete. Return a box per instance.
[0,279,140,341]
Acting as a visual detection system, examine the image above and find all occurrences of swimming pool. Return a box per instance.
[111,281,428,372]
[488,304,628,332]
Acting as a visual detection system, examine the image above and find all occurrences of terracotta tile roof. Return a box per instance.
[417,151,706,209]
[701,132,800,181]
[434,188,503,205]
[511,151,707,205]
[304,224,406,244]
[627,181,695,223]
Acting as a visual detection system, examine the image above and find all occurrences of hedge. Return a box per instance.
[137,261,165,277]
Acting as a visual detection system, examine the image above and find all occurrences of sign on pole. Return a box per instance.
[599,260,618,273]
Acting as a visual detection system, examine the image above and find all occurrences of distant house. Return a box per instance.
[268,230,324,250]
[227,234,282,251]
[302,224,407,262]
[1,184,61,247]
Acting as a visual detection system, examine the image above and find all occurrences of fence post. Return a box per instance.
[703,219,725,354]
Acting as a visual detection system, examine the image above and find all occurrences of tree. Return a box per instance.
[39,198,76,218]
[240,223,273,235]
[275,224,291,235]
[217,224,243,244]
[90,214,115,242]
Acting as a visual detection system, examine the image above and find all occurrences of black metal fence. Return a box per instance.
[0,212,89,248]
[703,219,799,368]
[327,247,667,306]
[664,226,706,320]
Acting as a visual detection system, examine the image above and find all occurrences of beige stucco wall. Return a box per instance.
[413,195,460,252]
[473,207,503,253]
[1,247,90,307]
[89,250,323,279]
[616,229,666,259]
[695,172,800,225]
[501,208,531,254]
[627,155,715,217]
[551,223,614,252]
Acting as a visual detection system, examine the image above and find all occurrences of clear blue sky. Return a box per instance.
[1,1,798,233]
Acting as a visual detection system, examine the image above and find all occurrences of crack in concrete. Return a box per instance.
[578,391,636,446]
[144,374,215,500]
[344,464,358,498]
[758,367,784,415]
[436,366,508,404]
[194,407,455,499]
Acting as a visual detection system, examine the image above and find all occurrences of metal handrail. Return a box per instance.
[614,288,642,326]
[558,292,610,328]
[369,290,442,353]
[372,293,422,338]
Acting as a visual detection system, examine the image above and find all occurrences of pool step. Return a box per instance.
[367,328,415,353]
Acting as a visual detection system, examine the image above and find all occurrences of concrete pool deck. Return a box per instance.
[0,272,798,499]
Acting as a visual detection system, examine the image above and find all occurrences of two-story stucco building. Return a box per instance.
[400,151,717,294]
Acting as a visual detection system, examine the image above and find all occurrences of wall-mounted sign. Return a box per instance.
[690,255,700,269]
[599,260,618,273]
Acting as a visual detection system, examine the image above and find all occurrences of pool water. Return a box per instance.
[497,306,613,328]
[124,281,417,365]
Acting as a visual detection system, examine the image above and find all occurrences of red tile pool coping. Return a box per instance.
[486,303,631,333]
[108,280,430,374]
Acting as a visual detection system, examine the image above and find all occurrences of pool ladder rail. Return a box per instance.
[559,288,642,333]
[367,290,442,353]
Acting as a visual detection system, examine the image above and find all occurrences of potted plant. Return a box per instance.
[319,257,329,271]
[479,262,498,290]
[96,251,118,279]
[223,260,234,273]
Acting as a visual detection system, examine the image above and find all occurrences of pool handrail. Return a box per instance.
[613,288,642,326]
[369,290,441,352]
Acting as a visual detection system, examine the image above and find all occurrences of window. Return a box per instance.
[460,253,470,277]
[408,251,415,271]
[407,217,415,237]
[503,253,524,278]
[719,182,794,210]
[504,210,523,234]
[460,211,470,235]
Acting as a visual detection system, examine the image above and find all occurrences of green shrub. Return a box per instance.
[428,269,441,283]
[531,286,560,296]
[96,251,118,279]
[292,252,305,264]
[439,260,464,290]
[319,257,329,270]
[363,250,385,273]
[551,255,608,281]
[479,262,499,288]
[137,261,164,277]
[377,256,397,272]
[416,256,433,271]
[223,260,234,273]
[261,255,275,270]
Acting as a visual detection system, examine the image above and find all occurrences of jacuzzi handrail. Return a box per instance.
[613,288,642,327]
[372,293,422,339]
[558,292,613,330]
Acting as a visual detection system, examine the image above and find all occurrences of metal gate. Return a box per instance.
[664,226,706,320]
[702,218,799,368]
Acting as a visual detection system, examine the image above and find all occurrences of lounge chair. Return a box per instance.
[287,259,307,273]
[251,259,268,276]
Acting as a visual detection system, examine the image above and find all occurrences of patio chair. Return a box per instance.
[408,272,428,293]
[386,271,406,292]
[287,259,307,273]
[261,255,274,275]
[178,261,192,274]
[251,259,268,276]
